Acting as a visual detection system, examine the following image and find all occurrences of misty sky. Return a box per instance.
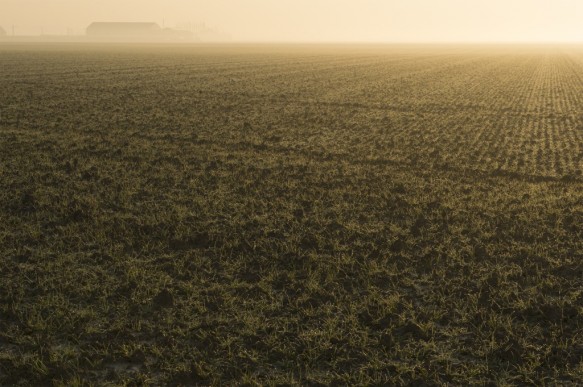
[2,0,583,42]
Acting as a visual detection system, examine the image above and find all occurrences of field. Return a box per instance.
[0,43,582,385]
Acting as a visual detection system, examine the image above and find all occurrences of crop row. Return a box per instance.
[1,45,581,181]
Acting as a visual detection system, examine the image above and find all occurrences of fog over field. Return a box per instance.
[2,0,583,42]
[0,1,582,386]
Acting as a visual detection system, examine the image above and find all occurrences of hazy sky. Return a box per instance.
[2,0,583,42]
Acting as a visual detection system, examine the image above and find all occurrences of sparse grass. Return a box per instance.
[0,43,582,385]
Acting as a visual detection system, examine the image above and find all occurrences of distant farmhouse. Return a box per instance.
[162,28,194,40]
[86,22,193,41]
[0,26,6,37]
[86,22,161,38]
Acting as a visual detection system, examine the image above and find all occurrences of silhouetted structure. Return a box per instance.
[86,22,161,37]
[162,28,194,40]
[0,26,6,37]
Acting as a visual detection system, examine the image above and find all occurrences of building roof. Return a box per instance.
[86,22,161,36]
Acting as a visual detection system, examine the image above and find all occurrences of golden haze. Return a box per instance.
[1,0,583,42]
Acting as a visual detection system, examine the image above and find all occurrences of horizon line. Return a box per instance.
[2,37,583,45]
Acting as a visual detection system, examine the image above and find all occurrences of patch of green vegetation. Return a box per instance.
[0,43,582,385]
